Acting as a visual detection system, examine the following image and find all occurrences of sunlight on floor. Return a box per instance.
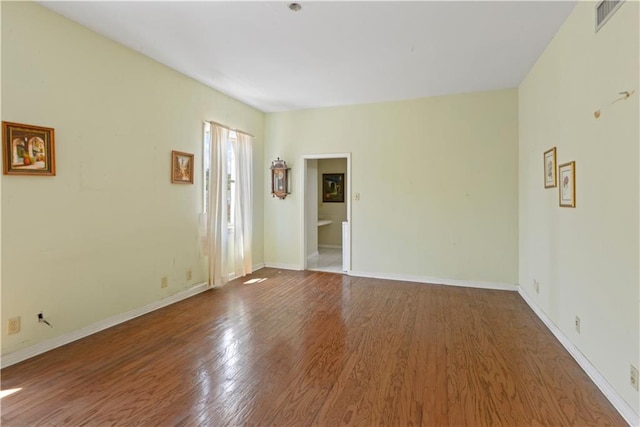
[0,388,22,399]
[244,278,267,285]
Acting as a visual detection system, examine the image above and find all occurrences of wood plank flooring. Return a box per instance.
[1,268,627,426]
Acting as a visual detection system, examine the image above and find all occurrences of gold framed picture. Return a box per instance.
[544,147,557,188]
[559,161,576,207]
[322,173,345,203]
[2,121,56,176]
[171,150,194,184]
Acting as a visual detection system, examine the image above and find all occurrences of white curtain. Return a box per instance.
[232,132,253,277]
[204,122,253,288]
[206,123,230,287]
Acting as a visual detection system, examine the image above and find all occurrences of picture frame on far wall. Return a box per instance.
[544,147,557,188]
[2,121,56,176]
[171,150,194,184]
[322,173,345,203]
[559,161,576,207]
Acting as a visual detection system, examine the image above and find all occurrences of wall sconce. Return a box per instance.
[270,157,291,199]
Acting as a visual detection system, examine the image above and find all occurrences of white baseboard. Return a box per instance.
[1,283,209,369]
[518,288,639,427]
[348,270,517,291]
[264,262,303,271]
[252,262,266,271]
[318,244,342,249]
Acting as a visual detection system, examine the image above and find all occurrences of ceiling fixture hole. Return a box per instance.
[289,3,302,12]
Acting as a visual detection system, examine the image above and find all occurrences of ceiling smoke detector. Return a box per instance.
[289,3,302,12]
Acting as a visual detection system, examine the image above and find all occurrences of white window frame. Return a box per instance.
[203,124,237,229]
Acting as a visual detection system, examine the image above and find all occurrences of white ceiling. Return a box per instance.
[39,1,577,113]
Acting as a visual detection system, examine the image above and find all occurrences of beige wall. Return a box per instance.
[519,0,639,415]
[1,2,264,356]
[7,6,635,419]
[318,158,347,247]
[265,88,519,284]
[0,3,3,351]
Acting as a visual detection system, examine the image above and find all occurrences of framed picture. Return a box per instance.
[559,161,576,207]
[544,147,557,188]
[171,150,194,184]
[322,173,345,203]
[2,121,56,176]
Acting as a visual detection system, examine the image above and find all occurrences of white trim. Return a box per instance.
[264,262,302,271]
[224,263,268,282]
[518,288,639,427]
[318,244,342,249]
[1,283,209,369]
[341,221,350,271]
[348,270,517,291]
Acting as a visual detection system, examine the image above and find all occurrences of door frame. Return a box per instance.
[300,153,351,272]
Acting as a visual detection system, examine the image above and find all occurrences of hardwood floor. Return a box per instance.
[1,268,626,426]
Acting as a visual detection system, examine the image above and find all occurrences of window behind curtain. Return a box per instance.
[203,123,236,225]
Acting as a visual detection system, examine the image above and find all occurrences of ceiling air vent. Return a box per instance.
[595,0,625,32]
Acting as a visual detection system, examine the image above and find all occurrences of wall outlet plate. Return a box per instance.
[8,317,21,335]
[575,316,581,334]
[631,365,639,391]
[186,268,192,281]
[161,276,168,288]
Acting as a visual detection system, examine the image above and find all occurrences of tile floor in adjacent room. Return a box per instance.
[307,247,343,273]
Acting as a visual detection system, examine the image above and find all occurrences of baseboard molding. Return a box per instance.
[318,244,342,249]
[213,263,268,287]
[348,270,517,291]
[1,283,209,369]
[263,262,302,271]
[518,288,639,427]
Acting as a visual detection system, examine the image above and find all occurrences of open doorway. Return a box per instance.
[301,153,351,273]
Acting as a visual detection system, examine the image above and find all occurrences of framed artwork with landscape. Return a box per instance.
[322,173,345,203]
[2,121,56,176]
[544,147,557,188]
[171,150,194,184]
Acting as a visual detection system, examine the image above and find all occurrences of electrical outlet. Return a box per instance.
[186,268,192,281]
[533,279,539,294]
[355,193,361,200]
[161,276,168,288]
[575,316,581,334]
[631,365,639,391]
[8,317,21,335]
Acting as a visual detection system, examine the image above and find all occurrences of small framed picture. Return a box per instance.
[322,173,345,203]
[559,161,576,207]
[2,121,56,176]
[544,147,557,188]
[171,150,194,184]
